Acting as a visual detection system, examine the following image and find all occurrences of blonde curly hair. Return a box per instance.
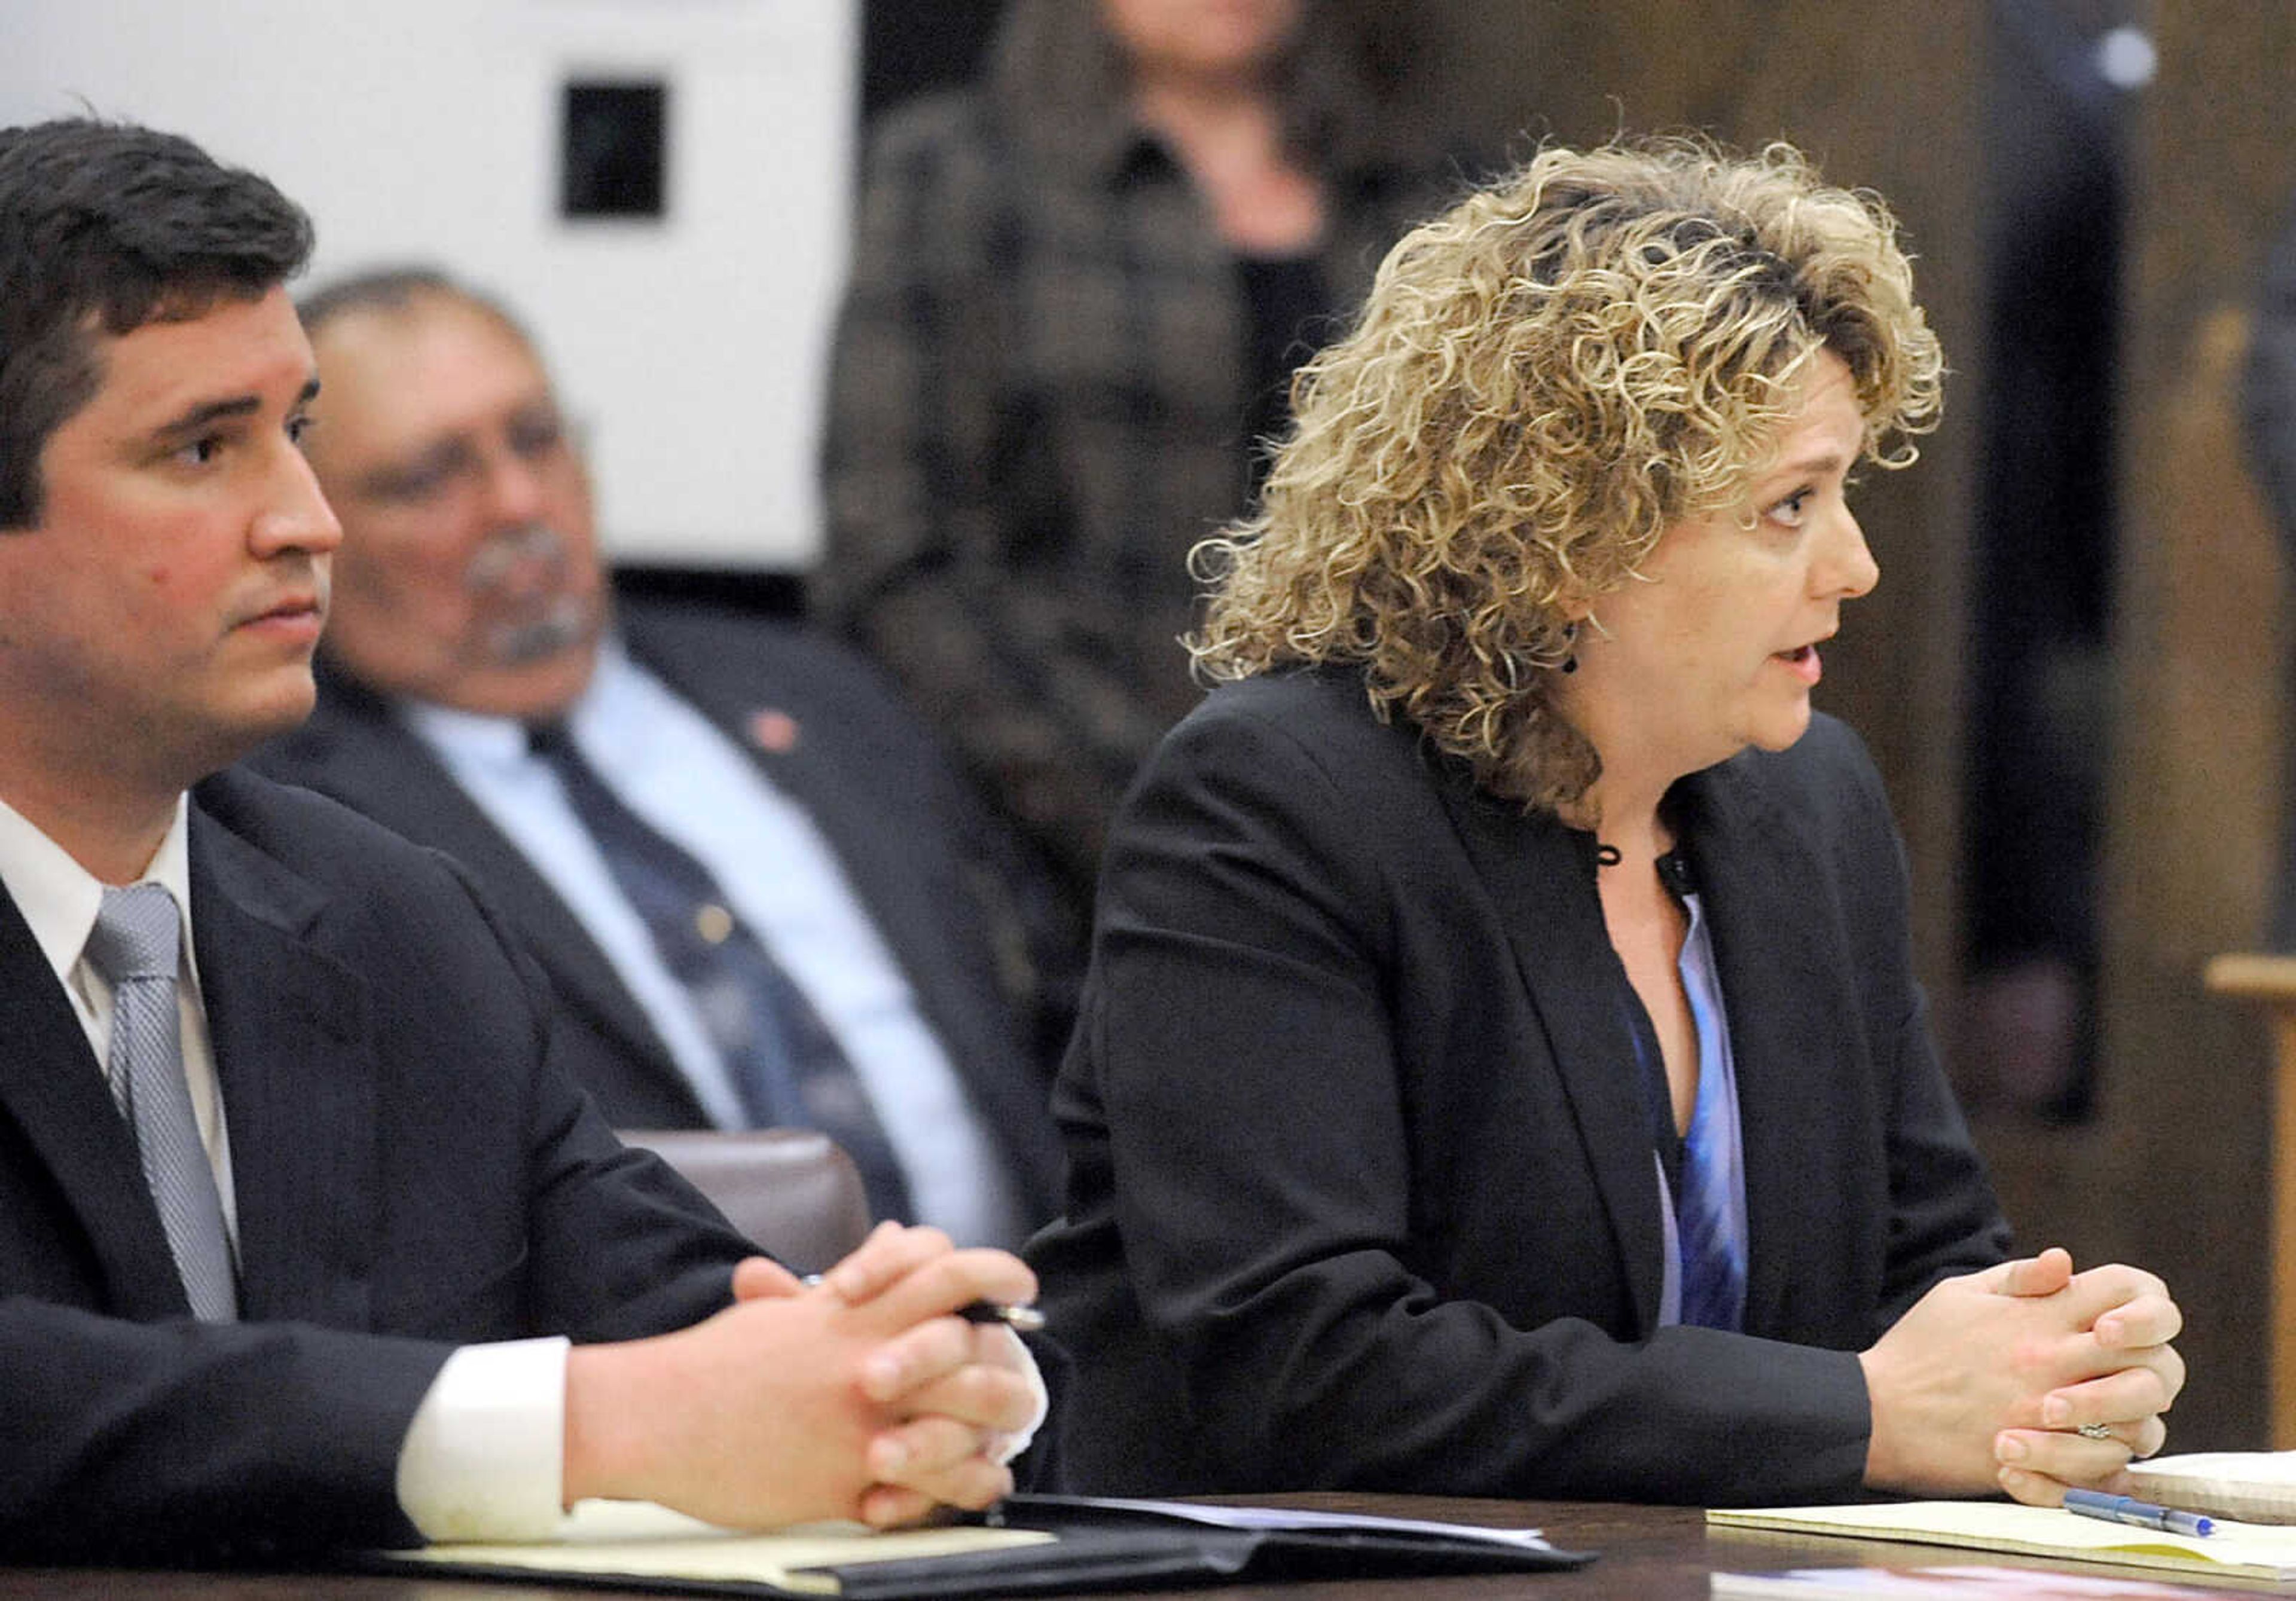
[1189,136,1945,810]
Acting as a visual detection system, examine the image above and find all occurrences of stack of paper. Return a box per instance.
[2130,1450,2296,1524]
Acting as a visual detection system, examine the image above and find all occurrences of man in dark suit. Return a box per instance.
[0,116,1038,1562]
[251,268,1065,1246]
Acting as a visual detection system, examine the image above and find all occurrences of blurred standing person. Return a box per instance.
[1953,1,2147,1121]
[2243,194,2296,946]
[820,0,1462,939]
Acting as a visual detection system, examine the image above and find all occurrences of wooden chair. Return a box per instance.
[616,1128,872,1276]
[2202,952,2296,1447]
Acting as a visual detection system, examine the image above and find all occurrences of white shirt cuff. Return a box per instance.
[396,1337,570,1543]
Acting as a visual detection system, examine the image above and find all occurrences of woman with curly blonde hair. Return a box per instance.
[1027,138,2184,1505]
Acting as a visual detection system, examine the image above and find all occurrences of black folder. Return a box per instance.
[822,1495,1595,1596]
[368,1492,1594,1596]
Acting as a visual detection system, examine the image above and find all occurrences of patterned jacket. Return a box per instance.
[819,0,1463,928]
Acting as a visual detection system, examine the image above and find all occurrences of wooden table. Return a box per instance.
[0,1493,2273,1599]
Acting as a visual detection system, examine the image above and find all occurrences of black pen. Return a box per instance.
[960,1300,1046,1332]
[802,1275,1044,1331]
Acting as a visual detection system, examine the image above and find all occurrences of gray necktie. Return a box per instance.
[86,884,239,1321]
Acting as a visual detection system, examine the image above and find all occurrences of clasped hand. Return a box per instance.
[563,1220,1042,1530]
[1860,1246,2184,1505]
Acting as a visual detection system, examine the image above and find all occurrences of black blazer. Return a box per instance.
[1027,667,2010,1504]
[0,768,755,1562]
[249,600,1067,1232]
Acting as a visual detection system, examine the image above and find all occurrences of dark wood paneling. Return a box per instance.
[2094,0,2296,1450]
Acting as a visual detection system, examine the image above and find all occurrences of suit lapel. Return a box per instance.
[189,803,380,1328]
[1672,758,1862,1336]
[0,883,191,1318]
[668,661,1000,1074]
[621,618,1063,1212]
[294,685,701,1121]
[1434,771,1669,1334]
[665,661,981,1043]
[700,693,950,1020]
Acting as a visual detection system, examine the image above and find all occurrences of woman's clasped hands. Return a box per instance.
[1859,1245,2184,1504]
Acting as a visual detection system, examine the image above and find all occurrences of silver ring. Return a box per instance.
[2077,1422,2115,1440]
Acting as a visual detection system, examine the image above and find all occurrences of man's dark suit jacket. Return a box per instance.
[251,600,1067,1231]
[1027,667,2012,1504]
[0,768,756,1562]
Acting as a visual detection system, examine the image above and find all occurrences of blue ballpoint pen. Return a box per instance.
[2063,1488,2215,1538]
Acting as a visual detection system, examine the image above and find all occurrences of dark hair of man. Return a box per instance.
[0,117,315,530]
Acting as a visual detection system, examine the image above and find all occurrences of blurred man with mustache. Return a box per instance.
[253,269,1064,1248]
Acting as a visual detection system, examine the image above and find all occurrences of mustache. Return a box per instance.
[463,523,599,668]
[465,521,573,595]
[485,601,594,666]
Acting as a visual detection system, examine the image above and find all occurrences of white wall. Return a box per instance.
[2,0,857,569]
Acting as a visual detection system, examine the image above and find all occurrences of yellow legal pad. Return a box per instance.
[1708,1500,2296,1584]
[389,1499,1054,1596]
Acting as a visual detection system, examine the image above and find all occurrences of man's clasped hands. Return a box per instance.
[562,1220,1042,1530]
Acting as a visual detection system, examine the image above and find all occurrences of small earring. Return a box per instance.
[1559,621,1579,675]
